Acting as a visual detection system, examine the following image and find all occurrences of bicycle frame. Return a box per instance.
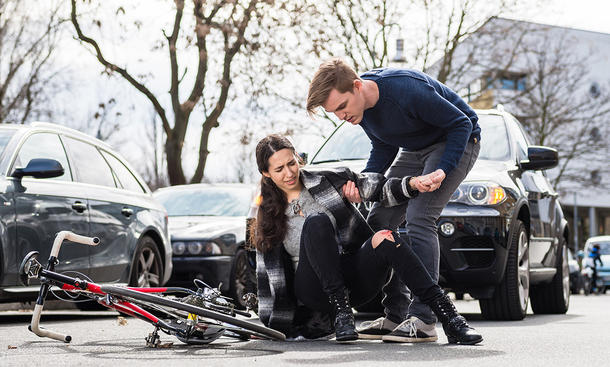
[20,231,248,344]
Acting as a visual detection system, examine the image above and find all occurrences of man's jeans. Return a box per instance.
[367,139,480,324]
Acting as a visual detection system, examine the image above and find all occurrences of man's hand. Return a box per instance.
[342,180,362,203]
[414,169,446,193]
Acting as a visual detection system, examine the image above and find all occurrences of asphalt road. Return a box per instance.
[1,294,607,366]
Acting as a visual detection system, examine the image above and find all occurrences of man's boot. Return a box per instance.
[328,288,358,342]
[427,293,483,345]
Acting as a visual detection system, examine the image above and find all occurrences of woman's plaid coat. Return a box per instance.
[256,167,417,336]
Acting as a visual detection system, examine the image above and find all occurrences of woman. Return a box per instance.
[253,134,481,344]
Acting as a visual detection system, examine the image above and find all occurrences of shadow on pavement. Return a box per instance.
[19,336,503,362]
[0,310,118,324]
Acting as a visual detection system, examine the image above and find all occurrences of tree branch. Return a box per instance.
[70,0,171,135]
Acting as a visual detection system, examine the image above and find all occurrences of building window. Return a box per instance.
[591,170,601,185]
[486,71,527,91]
[590,127,601,141]
[590,82,601,98]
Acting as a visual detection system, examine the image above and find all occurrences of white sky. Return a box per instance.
[28,0,610,184]
[508,0,610,34]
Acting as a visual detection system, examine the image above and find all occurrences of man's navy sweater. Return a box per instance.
[360,68,480,175]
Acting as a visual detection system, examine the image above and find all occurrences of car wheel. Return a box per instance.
[229,249,256,309]
[479,220,529,320]
[530,237,570,314]
[129,236,163,287]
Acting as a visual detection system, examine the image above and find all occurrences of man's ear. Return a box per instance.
[353,79,363,91]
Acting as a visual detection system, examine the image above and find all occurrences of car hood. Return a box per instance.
[462,159,515,183]
[168,216,245,240]
[307,159,367,173]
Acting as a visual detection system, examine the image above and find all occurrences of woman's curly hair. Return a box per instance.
[252,134,298,252]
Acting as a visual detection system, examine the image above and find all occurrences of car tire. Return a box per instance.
[479,220,529,320]
[129,236,163,287]
[229,248,256,309]
[530,238,570,314]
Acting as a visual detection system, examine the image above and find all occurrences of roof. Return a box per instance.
[585,235,610,243]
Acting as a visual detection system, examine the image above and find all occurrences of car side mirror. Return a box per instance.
[519,146,558,171]
[298,152,308,165]
[11,158,64,179]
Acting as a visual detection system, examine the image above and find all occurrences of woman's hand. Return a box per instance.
[342,180,362,203]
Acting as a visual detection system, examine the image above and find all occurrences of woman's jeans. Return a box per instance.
[294,214,443,314]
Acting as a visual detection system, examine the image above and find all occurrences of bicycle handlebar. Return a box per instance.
[50,231,100,258]
[30,304,72,343]
[29,231,99,343]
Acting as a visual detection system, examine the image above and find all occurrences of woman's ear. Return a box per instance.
[262,171,270,178]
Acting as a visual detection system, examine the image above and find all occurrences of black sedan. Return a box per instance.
[306,108,570,320]
[0,123,172,305]
[154,184,256,308]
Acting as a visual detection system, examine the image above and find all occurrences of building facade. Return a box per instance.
[427,17,610,249]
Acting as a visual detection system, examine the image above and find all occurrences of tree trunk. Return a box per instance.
[190,122,214,183]
[165,132,186,185]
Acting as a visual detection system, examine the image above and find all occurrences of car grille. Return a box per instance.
[451,236,495,268]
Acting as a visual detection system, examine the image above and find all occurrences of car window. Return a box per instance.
[589,241,610,255]
[63,137,116,187]
[154,186,252,217]
[13,132,72,181]
[477,115,510,161]
[0,130,15,157]
[506,116,529,160]
[101,150,145,193]
[311,122,372,163]
[311,114,512,163]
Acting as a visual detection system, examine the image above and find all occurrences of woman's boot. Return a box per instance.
[328,288,358,342]
[427,293,483,345]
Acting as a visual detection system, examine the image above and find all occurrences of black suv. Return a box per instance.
[0,122,172,303]
[308,108,570,320]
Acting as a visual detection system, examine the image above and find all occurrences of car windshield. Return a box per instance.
[311,114,511,163]
[0,129,16,157]
[589,241,610,255]
[154,186,251,217]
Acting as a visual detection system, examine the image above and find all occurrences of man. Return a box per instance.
[306,58,481,343]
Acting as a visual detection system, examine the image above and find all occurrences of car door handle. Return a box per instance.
[121,207,134,217]
[71,202,87,213]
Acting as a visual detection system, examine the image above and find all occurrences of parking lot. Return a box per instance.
[1,294,607,366]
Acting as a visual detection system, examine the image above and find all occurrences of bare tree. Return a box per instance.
[0,0,65,124]
[70,0,300,185]
[507,31,610,190]
[139,109,168,190]
[445,17,610,190]
[275,0,527,128]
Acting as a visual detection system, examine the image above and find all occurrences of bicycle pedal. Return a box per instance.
[145,332,161,348]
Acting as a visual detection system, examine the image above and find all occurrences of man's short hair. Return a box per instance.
[306,58,359,116]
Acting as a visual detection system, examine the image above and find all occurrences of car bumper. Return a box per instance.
[167,255,233,292]
[435,209,510,291]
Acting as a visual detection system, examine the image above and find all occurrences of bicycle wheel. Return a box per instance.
[101,285,285,341]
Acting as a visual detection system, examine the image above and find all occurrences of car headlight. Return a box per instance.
[173,241,186,255]
[187,241,204,255]
[172,240,222,256]
[449,182,506,206]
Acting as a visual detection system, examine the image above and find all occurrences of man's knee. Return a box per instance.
[372,230,395,248]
